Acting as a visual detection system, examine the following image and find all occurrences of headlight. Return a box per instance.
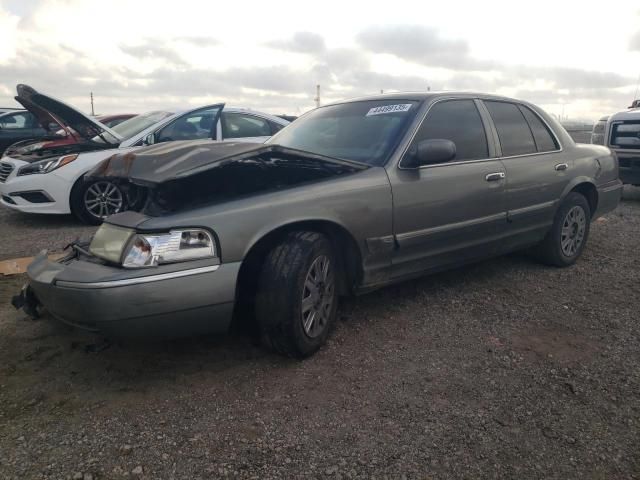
[89,223,216,268]
[590,117,609,145]
[17,154,78,176]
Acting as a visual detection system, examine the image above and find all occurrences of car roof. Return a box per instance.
[0,109,27,117]
[323,91,533,107]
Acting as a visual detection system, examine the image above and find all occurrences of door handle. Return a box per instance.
[555,163,568,171]
[485,172,506,182]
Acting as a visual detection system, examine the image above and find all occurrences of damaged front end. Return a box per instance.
[86,141,369,215]
[13,142,370,338]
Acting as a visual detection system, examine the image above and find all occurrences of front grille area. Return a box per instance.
[610,121,640,149]
[0,162,14,182]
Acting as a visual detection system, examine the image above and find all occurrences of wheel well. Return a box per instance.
[68,174,89,215]
[570,182,598,217]
[233,221,363,326]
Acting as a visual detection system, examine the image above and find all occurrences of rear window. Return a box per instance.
[484,101,536,156]
[519,106,558,152]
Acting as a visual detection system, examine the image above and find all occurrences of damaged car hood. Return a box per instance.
[15,84,122,145]
[87,141,370,214]
[88,141,369,186]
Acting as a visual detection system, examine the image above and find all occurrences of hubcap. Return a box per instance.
[560,205,586,257]
[301,255,334,338]
[84,181,123,219]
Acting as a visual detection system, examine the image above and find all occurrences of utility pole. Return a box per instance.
[314,84,320,108]
[90,92,95,116]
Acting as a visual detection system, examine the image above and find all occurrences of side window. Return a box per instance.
[409,99,489,162]
[0,112,29,129]
[269,120,285,135]
[155,107,219,142]
[222,113,272,139]
[484,101,536,156]
[518,106,558,152]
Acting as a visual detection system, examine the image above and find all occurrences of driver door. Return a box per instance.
[153,104,224,144]
[387,98,508,278]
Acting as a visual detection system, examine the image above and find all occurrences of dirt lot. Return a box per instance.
[0,189,639,480]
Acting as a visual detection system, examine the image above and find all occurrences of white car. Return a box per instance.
[0,85,289,224]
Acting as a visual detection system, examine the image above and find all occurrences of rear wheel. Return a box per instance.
[70,179,126,225]
[255,231,338,358]
[534,192,591,267]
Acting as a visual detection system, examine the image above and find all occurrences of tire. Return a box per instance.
[534,192,591,267]
[256,231,338,358]
[70,178,127,225]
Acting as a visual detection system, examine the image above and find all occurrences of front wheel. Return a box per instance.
[70,179,126,225]
[256,231,338,358]
[534,192,591,267]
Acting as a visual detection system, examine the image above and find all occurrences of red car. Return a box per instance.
[3,108,137,157]
[96,114,137,129]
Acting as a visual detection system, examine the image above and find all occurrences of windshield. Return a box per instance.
[90,111,173,144]
[267,100,420,165]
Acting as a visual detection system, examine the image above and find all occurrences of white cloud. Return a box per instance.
[0,0,639,120]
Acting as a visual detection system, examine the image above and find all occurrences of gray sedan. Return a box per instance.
[16,92,623,358]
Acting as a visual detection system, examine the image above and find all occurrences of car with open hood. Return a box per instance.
[15,92,622,358]
[0,85,289,224]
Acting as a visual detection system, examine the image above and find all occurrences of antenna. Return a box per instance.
[314,84,320,108]
[90,92,95,116]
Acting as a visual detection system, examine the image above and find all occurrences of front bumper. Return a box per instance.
[615,153,640,185]
[0,158,72,214]
[25,253,240,338]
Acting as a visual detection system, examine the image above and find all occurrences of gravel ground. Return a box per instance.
[0,188,639,479]
[0,208,95,261]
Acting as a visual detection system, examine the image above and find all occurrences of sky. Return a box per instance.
[0,0,639,121]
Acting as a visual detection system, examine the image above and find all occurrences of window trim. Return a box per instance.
[397,97,495,170]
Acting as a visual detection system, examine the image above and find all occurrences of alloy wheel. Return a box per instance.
[560,205,587,257]
[83,181,123,219]
[301,255,335,338]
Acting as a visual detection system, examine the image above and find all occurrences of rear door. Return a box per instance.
[220,112,275,143]
[388,98,508,278]
[480,100,568,248]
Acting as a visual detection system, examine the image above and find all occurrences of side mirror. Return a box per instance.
[406,139,457,167]
[142,133,155,146]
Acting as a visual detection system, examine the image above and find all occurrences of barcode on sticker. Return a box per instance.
[366,104,413,116]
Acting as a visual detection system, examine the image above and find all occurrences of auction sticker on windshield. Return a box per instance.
[366,104,413,116]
